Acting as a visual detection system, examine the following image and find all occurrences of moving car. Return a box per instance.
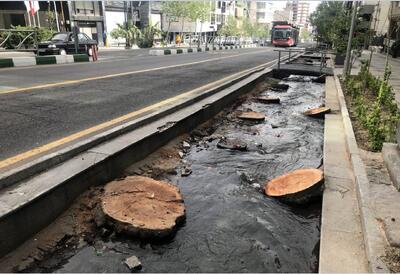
[37,32,98,56]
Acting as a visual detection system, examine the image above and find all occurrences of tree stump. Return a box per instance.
[264,169,324,204]
[238,111,265,121]
[304,107,331,118]
[100,176,185,239]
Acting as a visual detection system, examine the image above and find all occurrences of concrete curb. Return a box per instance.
[149,44,258,56]
[333,73,389,273]
[0,54,90,68]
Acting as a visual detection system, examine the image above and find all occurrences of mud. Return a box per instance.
[12,75,325,273]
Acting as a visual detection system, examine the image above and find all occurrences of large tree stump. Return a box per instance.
[238,111,265,121]
[264,169,324,205]
[100,176,185,239]
[304,107,331,118]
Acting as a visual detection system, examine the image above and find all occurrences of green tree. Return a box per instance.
[218,16,239,37]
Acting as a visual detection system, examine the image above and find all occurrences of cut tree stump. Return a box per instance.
[257,96,280,104]
[99,176,185,239]
[264,169,324,204]
[238,111,265,121]
[217,138,247,151]
[304,107,331,118]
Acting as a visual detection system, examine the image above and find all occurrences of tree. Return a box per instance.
[310,2,366,54]
[110,22,141,46]
[218,16,239,37]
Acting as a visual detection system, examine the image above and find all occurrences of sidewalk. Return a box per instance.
[361,50,400,107]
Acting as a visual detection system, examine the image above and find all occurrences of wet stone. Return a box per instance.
[181,166,192,177]
[270,83,289,92]
[257,96,280,104]
[182,141,191,149]
[217,138,247,151]
[124,255,142,271]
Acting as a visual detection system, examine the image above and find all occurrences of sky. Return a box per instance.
[268,1,321,14]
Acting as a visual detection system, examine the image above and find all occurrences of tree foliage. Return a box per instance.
[310,2,367,53]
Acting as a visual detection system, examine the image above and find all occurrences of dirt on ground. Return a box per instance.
[0,76,273,273]
[384,247,400,273]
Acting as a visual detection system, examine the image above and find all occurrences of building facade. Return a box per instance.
[292,0,310,27]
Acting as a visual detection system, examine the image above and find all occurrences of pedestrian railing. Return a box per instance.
[0,28,38,51]
[274,48,328,73]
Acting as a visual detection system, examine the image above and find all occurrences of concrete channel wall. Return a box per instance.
[0,54,296,258]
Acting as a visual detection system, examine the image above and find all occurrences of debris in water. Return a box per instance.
[124,255,142,271]
[181,166,192,177]
[251,183,261,189]
[182,141,191,149]
[99,176,185,239]
[257,96,280,104]
[312,74,326,83]
[238,111,265,121]
[270,83,289,92]
[264,169,324,205]
[217,138,247,151]
[304,107,331,118]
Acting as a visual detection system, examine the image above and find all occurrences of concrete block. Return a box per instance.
[319,229,368,273]
[12,57,36,67]
[55,55,74,64]
[382,143,400,191]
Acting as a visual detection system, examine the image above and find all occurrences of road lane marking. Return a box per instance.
[0,58,279,169]
[0,49,272,95]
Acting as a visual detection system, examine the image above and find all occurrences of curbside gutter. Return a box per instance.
[149,44,258,56]
[0,54,298,258]
[333,74,389,273]
[0,54,90,68]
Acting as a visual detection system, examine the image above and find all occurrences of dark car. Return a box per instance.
[37,32,98,56]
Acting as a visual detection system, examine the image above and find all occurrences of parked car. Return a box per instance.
[37,32,98,56]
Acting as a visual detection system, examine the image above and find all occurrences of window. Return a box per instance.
[257,2,266,9]
[78,33,87,42]
[256,12,265,20]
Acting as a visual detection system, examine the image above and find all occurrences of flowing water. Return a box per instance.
[31,75,325,273]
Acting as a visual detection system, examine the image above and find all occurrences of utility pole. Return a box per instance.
[343,1,360,77]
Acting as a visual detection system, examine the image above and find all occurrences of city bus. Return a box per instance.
[271,21,299,47]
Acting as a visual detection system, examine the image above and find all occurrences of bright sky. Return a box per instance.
[267,1,321,14]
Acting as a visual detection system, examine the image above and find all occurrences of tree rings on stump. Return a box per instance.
[217,138,247,151]
[238,111,265,121]
[304,107,331,118]
[257,96,280,104]
[264,169,324,204]
[100,176,185,239]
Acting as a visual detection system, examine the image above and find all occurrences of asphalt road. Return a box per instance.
[0,47,285,167]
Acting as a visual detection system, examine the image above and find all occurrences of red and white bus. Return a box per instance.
[271,22,299,47]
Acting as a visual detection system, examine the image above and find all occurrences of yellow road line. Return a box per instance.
[0,49,270,95]
[0,59,277,169]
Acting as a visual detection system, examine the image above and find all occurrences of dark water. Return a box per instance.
[38,76,325,273]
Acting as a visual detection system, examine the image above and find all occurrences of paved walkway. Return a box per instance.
[361,50,400,107]
[319,77,369,273]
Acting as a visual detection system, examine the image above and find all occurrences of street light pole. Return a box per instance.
[343,1,360,77]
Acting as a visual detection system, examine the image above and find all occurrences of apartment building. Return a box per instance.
[292,0,309,27]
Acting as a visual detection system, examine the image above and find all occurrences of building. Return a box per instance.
[67,1,105,45]
[248,1,275,25]
[292,0,310,27]
[273,2,293,23]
